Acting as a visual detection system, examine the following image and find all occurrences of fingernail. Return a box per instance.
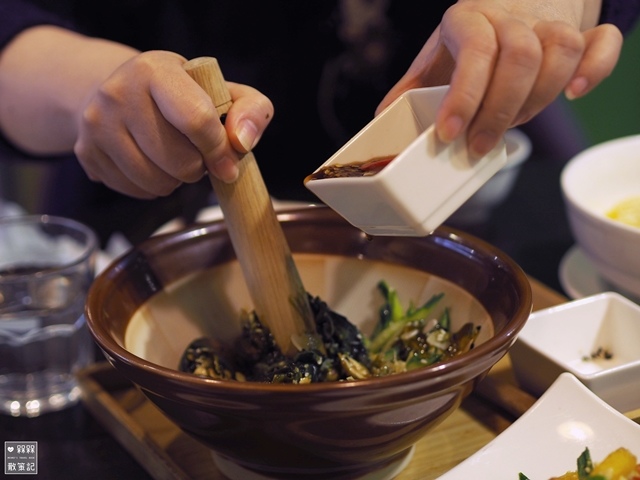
[236,119,259,151]
[565,76,589,100]
[211,156,239,183]
[438,115,464,143]
[470,132,497,157]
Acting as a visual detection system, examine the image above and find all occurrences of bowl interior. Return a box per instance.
[88,206,532,386]
[126,254,494,369]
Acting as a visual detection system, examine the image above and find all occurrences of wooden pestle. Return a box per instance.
[183,57,318,356]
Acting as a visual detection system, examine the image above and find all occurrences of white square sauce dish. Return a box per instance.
[510,291,640,413]
[304,86,507,236]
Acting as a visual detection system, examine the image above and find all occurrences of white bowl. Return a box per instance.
[561,135,640,299]
[510,292,640,413]
[437,372,640,479]
[305,86,507,236]
[448,128,531,226]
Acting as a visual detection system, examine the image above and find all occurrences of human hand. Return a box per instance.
[74,50,274,198]
[376,0,623,157]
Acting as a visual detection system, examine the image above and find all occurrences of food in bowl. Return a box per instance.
[520,447,640,480]
[86,206,531,480]
[607,195,640,228]
[125,253,496,385]
[178,281,481,383]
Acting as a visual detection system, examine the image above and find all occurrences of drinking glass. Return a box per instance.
[0,215,98,417]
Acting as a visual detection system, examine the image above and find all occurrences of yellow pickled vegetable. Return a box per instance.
[607,196,640,228]
[550,472,578,480]
[591,447,638,479]
[522,447,640,480]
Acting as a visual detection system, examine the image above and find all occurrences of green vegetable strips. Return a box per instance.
[180,279,481,383]
[367,280,480,376]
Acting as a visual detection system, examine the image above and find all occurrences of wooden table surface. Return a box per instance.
[77,277,613,480]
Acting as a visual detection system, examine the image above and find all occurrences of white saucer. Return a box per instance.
[558,245,611,299]
[558,245,640,305]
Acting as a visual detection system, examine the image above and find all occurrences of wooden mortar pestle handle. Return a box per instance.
[184,57,318,356]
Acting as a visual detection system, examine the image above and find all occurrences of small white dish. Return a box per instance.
[437,372,640,479]
[510,292,640,413]
[305,86,507,236]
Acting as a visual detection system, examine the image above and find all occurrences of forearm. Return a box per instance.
[0,25,139,156]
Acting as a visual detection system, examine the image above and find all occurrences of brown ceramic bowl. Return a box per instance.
[85,205,531,480]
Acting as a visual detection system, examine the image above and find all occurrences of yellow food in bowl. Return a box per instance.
[607,196,640,228]
[520,447,640,480]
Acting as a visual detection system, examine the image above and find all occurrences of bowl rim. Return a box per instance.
[561,134,640,236]
[86,206,532,393]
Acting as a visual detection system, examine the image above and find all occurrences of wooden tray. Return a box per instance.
[77,278,568,480]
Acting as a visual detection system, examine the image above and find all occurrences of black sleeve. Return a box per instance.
[599,0,640,34]
[0,0,74,49]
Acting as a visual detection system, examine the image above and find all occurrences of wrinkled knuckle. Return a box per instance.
[185,99,219,134]
[73,140,87,160]
[73,140,95,167]
[201,125,230,162]
[505,40,542,69]
[488,109,514,130]
[126,53,158,78]
[471,39,500,64]
[176,161,206,183]
[79,102,103,132]
[548,23,584,56]
[95,71,133,109]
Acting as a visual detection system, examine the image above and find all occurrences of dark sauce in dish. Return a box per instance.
[305,155,396,181]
